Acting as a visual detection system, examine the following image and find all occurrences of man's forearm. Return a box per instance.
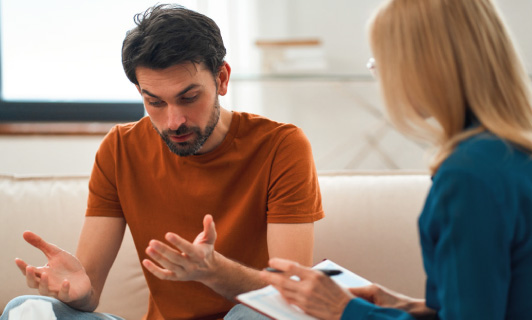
[200,251,267,300]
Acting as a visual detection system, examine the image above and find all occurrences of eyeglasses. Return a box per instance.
[366,57,377,78]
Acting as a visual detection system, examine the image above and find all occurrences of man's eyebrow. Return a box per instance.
[141,84,199,99]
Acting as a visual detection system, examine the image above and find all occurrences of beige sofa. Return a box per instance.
[0,171,431,319]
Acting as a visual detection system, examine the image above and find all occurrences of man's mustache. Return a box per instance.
[163,125,192,136]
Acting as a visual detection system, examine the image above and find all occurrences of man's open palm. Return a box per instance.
[15,231,91,303]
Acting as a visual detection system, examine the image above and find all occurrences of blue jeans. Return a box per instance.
[2,297,264,320]
[224,304,270,320]
[0,296,124,320]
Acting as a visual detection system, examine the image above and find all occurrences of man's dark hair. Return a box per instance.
[122,4,226,85]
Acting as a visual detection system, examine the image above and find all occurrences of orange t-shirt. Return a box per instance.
[86,112,324,319]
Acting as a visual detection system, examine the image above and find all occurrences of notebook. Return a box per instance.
[236,259,371,320]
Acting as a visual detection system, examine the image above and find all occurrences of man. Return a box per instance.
[1,4,323,320]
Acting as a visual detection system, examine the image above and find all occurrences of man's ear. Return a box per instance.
[216,62,231,96]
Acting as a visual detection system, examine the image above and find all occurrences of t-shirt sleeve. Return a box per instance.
[266,127,324,223]
[420,170,512,319]
[341,298,416,320]
[85,126,124,218]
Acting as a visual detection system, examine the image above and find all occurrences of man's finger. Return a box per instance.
[57,280,71,302]
[22,231,62,258]
[38,272,51,296]
[15,258,28,276]
[202,214,217,245]
[164,233,194,257]
[146,242,186,271]
[25,266,40,288]
[142,259,176,280]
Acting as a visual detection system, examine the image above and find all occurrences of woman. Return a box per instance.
[259,0,532,319]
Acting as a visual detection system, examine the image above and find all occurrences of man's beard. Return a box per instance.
[154,97,221,157]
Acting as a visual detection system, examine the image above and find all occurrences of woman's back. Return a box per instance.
[419,132,532,319]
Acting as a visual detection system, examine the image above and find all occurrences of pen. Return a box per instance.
[265,267,343,276]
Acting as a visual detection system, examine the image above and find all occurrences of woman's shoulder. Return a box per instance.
[433,132,532,197]
[442,132,531,174]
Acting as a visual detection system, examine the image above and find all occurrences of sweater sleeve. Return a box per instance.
[341,298,416,320]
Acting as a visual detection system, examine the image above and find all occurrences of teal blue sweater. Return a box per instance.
[342,133,532,319]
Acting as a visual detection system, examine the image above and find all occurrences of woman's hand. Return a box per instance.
[350,284,436,319]
[260,258,354,320]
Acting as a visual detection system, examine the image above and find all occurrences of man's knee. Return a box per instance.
[4,295,55,309]
[224,304,271,320]
[1,295,59,319]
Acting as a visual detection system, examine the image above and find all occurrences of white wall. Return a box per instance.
[1,0,531,175]
[254,0,532,74]
[0,136,103,175]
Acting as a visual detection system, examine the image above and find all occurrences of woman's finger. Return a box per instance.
[269,258,318,279]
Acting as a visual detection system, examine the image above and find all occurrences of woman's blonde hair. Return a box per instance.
[368,0,532,173]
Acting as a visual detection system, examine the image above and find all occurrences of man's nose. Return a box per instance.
[166,105,187,131]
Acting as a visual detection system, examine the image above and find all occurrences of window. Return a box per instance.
[0,0,250,122]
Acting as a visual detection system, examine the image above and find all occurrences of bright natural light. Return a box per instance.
[0,0,254,103]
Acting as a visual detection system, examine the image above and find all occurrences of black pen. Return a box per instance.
[265,267,343,276]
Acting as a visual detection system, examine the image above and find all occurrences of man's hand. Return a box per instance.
[260,258,354,320]
[15,231,92,303]
[142,214,218,283]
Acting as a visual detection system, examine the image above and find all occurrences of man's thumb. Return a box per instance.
[203,214,217,244]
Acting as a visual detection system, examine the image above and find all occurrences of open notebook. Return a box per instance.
[236,259,371,320]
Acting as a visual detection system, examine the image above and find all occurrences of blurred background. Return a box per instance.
[0,0,531,174]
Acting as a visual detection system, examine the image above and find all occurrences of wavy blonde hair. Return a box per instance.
[368,0,532,173]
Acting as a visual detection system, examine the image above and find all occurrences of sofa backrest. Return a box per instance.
[315,171,431,298]
[0,174,149,319]
[0,171,431,319]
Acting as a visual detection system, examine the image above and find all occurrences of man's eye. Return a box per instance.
[182,95,198,103]
[148,100,164,107]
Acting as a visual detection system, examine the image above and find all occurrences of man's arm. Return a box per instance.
[14,216,125,312]
[267,222,314,266]
[74,216,126,311]
[203,221,315,297]
[142,215,315,300]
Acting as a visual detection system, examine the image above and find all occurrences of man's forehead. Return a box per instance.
[136,62,208,79]
[135,62,212,92]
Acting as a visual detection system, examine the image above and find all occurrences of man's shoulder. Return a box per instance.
[236,112,300,138]
[109,116,151,136]
[103,116,152,142]
[97,117,154,154]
